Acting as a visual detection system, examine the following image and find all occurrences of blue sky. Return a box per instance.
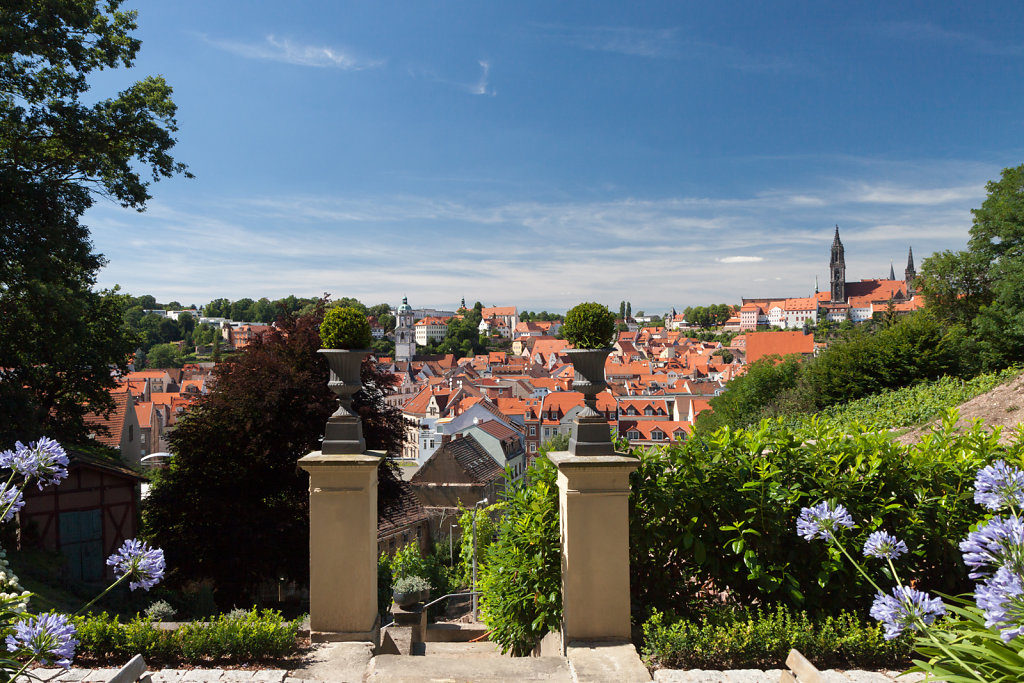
[87,1,1024,313]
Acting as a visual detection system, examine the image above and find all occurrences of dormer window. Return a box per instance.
[626,430,641,440]
[651,430,666,441]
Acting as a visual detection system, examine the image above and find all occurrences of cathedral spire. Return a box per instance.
[830,225,846,303]
[889,261,895,280]
[905,246,916,288]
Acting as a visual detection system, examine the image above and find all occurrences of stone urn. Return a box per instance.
[318,348,371,454]
[565,347,615,456]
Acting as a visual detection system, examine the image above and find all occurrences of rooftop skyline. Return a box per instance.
[86,1,1024,310]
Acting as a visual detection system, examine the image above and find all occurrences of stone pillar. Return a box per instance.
[550,452,639,643]
[298,450,383,642]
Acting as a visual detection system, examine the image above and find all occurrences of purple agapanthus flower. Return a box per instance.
[975,460,1024,512]
[975,565,1024,643]
[869,586,946,640]
[106,539,165,591]
[960,515,1024,579]
[797,501,855,541]
[863,531,908,560]
[0,482,25,523]
[3,437,69,490]
[5,612,79,668]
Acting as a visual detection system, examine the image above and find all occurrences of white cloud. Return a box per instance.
[87,163,993,311]
[718,256,764,263]
[203,34,383,70]
[471,60,494,96]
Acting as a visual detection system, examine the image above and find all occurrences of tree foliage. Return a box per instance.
[683,304,734,329]
[697,312,973,432]
[142,305,407,606]
[919,164,1024,368]
[0,1,188,443]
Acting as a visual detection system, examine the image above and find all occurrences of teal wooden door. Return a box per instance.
[59,510,103,582]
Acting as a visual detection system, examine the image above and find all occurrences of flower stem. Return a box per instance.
[76,573,128,616]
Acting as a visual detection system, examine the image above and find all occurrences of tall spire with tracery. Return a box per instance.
[830,225,846,303]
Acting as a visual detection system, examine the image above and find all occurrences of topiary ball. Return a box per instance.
[320,306,372,349]
[562,302,616,349]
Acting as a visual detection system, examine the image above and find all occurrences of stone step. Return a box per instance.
[367,653,573,682]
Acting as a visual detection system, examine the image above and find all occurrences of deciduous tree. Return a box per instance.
[142,305,408,605]
[0,0,188,443]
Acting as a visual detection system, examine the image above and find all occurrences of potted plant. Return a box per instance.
[561,302,616,351]
[562,302,617,456]
[318,306,373,454]
[562,302,616,391]
[393,575,431,609]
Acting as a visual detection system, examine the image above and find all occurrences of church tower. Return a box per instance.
[830,225,846,303]
[394,296,415,363]
[905,247,916,289]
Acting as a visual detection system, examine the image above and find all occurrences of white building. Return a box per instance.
[414,316,450,345]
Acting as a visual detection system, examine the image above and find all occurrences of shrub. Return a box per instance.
[641,605,913,670]
[145,600,176,621]
[319,306,371,349]
[393,575,430,593]
[456,505,500,589]
[391,541,429,581]
[478,457,561,656]
[561,302,616,349]
[73,608,302,664]
[630,412,1008,615]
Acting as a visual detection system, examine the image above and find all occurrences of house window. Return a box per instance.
[644,408,653,416]
[651,430,666,441]
[529,425,536,436]
[530,444,537,452]
[627,430,641,440]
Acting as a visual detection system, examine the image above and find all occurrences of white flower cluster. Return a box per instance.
[0,548,31,612]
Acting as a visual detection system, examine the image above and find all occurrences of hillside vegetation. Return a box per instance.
[789,366,1020,433]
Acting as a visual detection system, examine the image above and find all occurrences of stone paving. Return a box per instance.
[19,666,930,683]
[652,670,926,683]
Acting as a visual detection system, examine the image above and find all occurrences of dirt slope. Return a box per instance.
[896,373,1024,445]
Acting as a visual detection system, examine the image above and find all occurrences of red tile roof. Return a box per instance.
[746,331,815,363]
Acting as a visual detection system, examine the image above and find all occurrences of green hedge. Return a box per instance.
[642,605,913,670]
[630,412,1013,615]
[73,609,302,664]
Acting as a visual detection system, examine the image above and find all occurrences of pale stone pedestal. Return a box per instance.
[549,452,640,644]
[298,450,384,642]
